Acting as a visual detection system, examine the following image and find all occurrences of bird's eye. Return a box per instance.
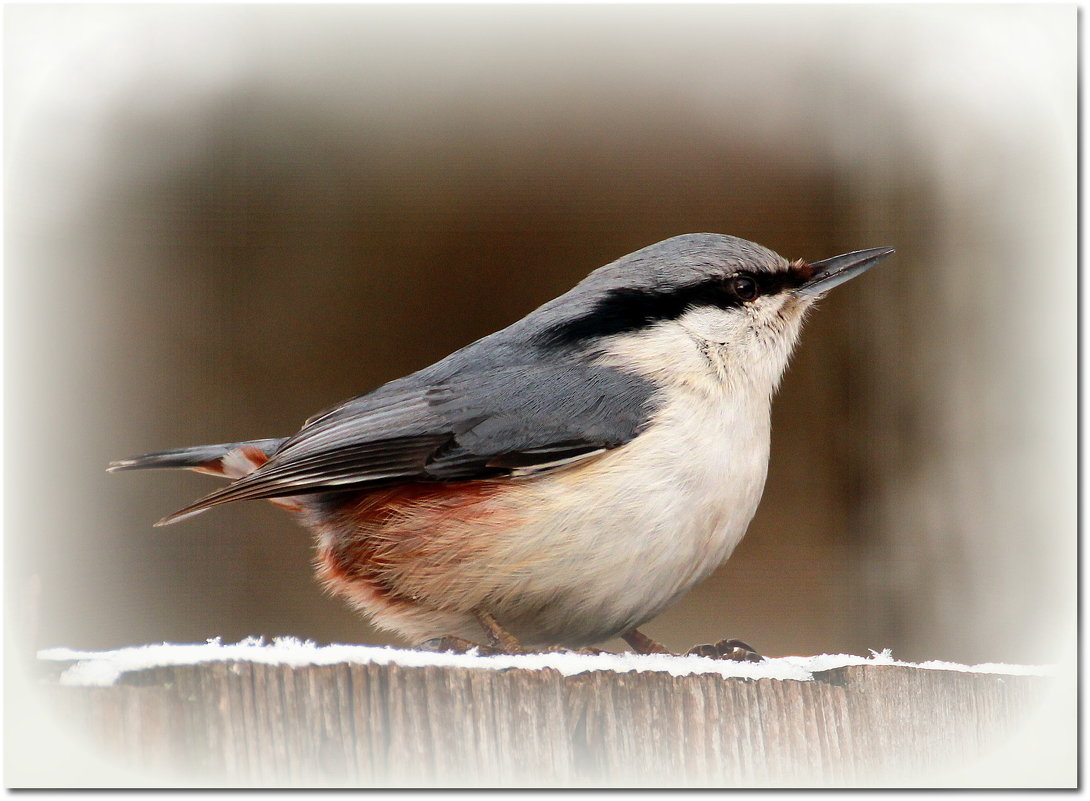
[731,274,759,302]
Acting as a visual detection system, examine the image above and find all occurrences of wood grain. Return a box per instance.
[42,660,1045,787]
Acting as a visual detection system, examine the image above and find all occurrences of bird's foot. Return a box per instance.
[539,645,606,656]
[686,638,763,663]
[420,636,604,658]
[621,628,672,655]
[420,610,528,655]
[418,636,503,655]
[622,629,764,662]
[475,610,526,653]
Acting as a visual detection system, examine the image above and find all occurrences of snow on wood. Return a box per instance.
[39,637,1048,687]
[36,640,1050,786]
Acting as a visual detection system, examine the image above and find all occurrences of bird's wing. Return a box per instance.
[157,363,655,524]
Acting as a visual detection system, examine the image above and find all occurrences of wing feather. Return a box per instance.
[158,361,657,525]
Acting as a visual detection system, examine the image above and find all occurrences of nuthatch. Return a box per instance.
[110,234,893,659]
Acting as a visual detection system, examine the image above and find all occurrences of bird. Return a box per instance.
[110,233,893,659]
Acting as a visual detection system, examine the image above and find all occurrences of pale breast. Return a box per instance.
[486,380,773,645]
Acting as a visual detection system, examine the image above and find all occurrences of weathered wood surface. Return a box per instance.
[41,660,1044,787]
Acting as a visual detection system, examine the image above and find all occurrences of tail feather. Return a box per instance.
[110,437,292,526]
[107,438,286,474]
[111,438,298,527]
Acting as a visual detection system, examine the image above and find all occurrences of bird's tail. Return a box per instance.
[108,437,291,526]
[107,438,287,477]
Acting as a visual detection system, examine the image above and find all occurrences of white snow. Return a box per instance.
[37,637,1052,688]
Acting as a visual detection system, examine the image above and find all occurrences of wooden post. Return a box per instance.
[37,648,1046,787]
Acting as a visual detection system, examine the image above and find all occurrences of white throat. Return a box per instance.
[594,295,811,401]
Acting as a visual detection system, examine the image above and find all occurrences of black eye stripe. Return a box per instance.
[749,271,800,296]
[538,268,807,347]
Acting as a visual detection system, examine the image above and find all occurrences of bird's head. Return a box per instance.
[530,233,894,395]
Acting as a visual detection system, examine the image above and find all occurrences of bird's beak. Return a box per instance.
[795,246,896,297]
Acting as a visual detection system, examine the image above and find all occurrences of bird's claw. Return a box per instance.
[420,637,603,657]
[686,638,763,662]
[421,612,527,656]
[419,636,503,656]
[541,645,606,655]
[623,627,763,661]
[475,610,525,653]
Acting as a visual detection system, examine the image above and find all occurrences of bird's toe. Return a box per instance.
[418,636,502,655]
[685,638,764,662]
[713,638,763,662]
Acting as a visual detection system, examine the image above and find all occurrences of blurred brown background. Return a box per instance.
[5,4,1073,684]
